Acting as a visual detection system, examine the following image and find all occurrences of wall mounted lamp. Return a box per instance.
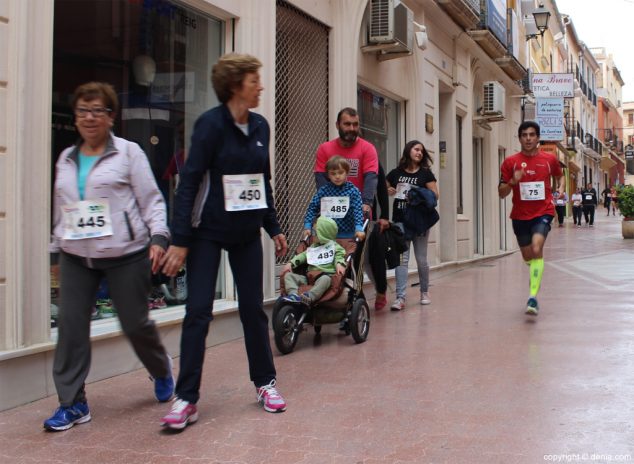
[525,4,551,42]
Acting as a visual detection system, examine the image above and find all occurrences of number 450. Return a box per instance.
[239,189,261,201]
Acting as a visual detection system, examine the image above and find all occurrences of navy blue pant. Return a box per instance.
[175,237,276,404]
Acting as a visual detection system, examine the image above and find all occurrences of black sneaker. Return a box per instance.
[525,297,539,316]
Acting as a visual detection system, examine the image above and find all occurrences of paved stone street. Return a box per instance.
[1,214,633,463]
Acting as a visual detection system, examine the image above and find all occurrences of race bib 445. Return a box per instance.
[61,200,113,240]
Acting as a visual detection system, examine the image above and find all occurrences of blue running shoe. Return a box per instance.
[525,297,539,316]
[282,294,301,303]
[154,357,175,402]
[43,402,91,431]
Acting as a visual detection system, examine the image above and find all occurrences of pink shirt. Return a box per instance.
[314,137,379,192]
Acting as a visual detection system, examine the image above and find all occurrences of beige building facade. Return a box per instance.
[1,0,540,410]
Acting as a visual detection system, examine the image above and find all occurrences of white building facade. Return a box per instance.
[0,0,532,410]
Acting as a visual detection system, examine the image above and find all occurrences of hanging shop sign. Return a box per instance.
[536,98,564,141]
[485,0,507,46]
[531,73,574,98]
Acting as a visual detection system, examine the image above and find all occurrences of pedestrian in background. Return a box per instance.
[160,53,288,430]
[45,82,174,432]
[571,187,583,228]
[554,190,568,227]
[611,186,619,216]
[601,186,612,216]
[582,182,598,227]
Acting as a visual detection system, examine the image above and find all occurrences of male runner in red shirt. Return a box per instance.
[499,121,564,316]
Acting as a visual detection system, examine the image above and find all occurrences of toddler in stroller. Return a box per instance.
[273,216,370,354]
[281,216,347,306]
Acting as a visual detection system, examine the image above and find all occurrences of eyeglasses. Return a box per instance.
[75,107,112,118]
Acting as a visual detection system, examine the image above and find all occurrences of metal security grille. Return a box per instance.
[274,1,329,264]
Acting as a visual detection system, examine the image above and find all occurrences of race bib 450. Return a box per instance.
[223,173,267,211]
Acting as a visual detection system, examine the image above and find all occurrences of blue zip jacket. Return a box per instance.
[402,186,439,239]
[171,104,281,246]
[303,181,364,238]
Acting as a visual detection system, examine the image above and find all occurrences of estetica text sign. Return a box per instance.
[531,73,574,98]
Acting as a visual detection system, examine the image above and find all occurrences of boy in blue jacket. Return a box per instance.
[303,155,365,240]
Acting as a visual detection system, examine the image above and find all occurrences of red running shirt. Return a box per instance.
[314,137,378,192]
[500,151,563,220]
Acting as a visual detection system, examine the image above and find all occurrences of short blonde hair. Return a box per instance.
[326,155,350,173]
[211,53,262,103]
[72,82,119,115]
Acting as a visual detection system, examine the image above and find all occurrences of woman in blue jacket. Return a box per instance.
[160,54,288,429]
[386,140,439,311]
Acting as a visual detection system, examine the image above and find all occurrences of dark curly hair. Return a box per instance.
[398,140,432,170]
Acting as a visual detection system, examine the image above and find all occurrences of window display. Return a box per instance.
[51,0,224,328]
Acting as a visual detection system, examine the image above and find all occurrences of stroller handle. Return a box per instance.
[355,219,370,243]
[345,218,370,264]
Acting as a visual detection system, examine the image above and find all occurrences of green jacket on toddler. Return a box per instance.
[289,216,346,274]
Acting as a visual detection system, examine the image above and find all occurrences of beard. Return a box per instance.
[338,128,359,144]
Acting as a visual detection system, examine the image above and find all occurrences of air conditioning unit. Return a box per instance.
[483,81,505,116]
[366,0,413,55]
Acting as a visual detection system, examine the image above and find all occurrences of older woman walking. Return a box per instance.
[160,53,288,430]
[45,82,173,431]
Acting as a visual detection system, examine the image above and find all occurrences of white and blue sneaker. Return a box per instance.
[43,402,91,431]
[282,294,302,303]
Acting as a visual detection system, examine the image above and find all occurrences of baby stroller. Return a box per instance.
[272,219,370,354]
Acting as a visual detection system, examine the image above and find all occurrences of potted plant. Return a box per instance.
[617,185,634,238]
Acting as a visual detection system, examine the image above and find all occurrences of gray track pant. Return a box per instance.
[284,272,332,302]
[53,251,170,406]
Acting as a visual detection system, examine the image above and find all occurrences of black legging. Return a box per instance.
[555,205,566,225]
[583,205,595,225]
[367,224,388,294]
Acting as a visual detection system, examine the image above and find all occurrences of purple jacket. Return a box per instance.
[51,134,169,259]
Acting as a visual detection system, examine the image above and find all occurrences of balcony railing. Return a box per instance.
[436,0,480,30]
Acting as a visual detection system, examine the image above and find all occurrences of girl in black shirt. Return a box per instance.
[386,140,438,310]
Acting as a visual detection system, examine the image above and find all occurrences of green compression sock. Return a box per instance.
[529,258,544,297]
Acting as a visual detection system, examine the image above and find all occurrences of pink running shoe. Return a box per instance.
[160,398,198,430]
[256,380,287,413]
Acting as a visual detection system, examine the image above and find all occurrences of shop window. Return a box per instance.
[357,86,401,177]
[50,0,224,328]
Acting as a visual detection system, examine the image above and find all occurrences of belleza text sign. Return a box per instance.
[531,73,574,98]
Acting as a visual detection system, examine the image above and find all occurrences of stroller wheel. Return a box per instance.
[273,305,301,354]
[350,298,370,344]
